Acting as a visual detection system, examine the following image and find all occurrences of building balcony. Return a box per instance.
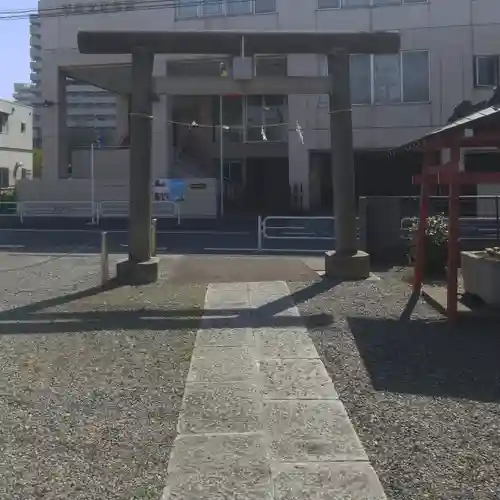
[30,60,42,71]
[30,72,41,83]
[29,23,40,35]
[30,47,41,59]
[30,35,41,49]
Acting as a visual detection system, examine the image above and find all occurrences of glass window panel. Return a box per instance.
[247,126,263,142]
[227,0,251,14]
[266,125,287,142]
[263,95,286,125]
[475,56,499,87]
[373,54,401,104]
[222,95,243,142]
[402,51,430,102]
[349,54,372,105]
[318,0,340,7]
[203,0,223,15]
[342,0,370,6]
[255,56,287,76]
[176,0,198,18]
[254,0,276,13]
[373,0,400,5]
[246,95,263,128]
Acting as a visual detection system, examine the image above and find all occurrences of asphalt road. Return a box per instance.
[2,215,498,255]
[0,224,335,255]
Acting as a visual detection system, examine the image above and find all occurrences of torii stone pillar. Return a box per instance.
[325,50,370,280]
[116,47,159,284]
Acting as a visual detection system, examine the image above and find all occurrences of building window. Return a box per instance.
[214,94,287,143]
[352,51,429,104]
[318,0,426,8]
[246,95,287,143]
[350,54,372,104]
[319,51,429,104]
[176,0,276,18]
[373,54,402,103]
[255,55,287,76]
[402,50,431,102]
[0,112,8,134]
[474,55,499,88]
[0,167,9,187]
[21,122,26,133]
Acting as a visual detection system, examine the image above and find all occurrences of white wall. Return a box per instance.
[0,101,33,185]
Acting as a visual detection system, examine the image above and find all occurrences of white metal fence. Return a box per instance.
[257,215,338,252]
[0,200,181,224]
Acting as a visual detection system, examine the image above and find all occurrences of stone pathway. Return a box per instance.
[162,281,385,499]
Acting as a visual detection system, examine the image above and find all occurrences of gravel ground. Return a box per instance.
[0,253,204,500]
[0,252,121,311]
[289,274,500,500]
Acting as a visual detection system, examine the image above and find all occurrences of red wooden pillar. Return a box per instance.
[446,145,461,322]
[413,150,433,292]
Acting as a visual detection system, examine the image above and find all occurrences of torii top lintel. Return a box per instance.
[77,30,400,56]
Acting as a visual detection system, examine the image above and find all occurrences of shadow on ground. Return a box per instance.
[348,315,500,404]
[0,279,335,336]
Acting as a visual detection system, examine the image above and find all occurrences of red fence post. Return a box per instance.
[413,152,433,293]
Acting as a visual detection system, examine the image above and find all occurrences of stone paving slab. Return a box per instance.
[188,346,258,383]
[167,433,269,473]
[163,280,386,499]
[255,327,319,359]
[195,327,256,347]
[273,463,386,500]
[264,399,368,463]
[163,465,273,500]
[260,358,338,400]
[178,381,263,435]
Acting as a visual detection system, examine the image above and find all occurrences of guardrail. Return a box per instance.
[23,201,95,220]
[0,202,21,218]
[257,215,341,253]
[0,201,180,225]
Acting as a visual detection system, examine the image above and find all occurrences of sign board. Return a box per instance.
[61,1,136,15]
[153,179,186,202]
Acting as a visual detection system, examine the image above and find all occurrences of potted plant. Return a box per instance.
[407,214,449,277]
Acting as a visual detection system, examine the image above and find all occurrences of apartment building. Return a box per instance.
[0,100,33,187]
[14,13,118,149]
[32,0,500,213]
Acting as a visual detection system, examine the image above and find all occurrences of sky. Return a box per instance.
[0,0,38,99]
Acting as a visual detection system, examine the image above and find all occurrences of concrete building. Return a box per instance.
[0,100,33,187]
[26,0,500,214]
[14,13,118,149]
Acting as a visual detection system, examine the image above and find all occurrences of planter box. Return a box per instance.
[461,251,500,307]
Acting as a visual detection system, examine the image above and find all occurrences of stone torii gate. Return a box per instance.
[77,30,400,284]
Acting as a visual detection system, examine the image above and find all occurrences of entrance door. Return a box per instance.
[223,160,245,212]
[245,158,290,215]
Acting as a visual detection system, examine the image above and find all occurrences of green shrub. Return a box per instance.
[0,188,17,213]
[408,214,449,276]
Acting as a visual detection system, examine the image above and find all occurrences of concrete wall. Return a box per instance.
[38,0,500,207]
[71,148,130,180]
[0,100,33,185]
[16,177,218,218]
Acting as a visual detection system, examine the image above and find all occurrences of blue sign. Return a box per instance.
[153,178,186,202]
[167,179,186,202]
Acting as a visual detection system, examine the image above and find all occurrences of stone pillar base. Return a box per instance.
[116,258,159,285]
[324,250,370,280]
